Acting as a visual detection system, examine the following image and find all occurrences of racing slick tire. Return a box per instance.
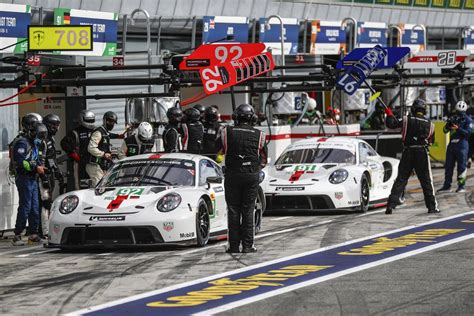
[359,174,370,213]
[196,199,210,247]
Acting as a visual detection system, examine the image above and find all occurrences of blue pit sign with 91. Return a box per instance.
[336,45,388,95]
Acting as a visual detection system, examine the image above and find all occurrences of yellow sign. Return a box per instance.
[28,25,93,51]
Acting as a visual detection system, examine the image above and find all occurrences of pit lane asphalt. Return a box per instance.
[0,168,472,316]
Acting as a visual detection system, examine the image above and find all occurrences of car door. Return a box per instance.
[198,159,226,229]
[360,142,384,191]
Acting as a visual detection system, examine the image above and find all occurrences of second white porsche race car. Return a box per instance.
[261,137,399,212]
[48,153,265,248]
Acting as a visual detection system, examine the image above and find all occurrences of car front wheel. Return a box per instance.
[196,199,210,247]
[359,175,370,213]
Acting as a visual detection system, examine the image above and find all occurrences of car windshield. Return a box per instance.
[99,159,196,187]
[275,147,356,165]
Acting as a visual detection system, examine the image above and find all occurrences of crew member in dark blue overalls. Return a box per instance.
[438,101,473,193]
[12,116,47,246]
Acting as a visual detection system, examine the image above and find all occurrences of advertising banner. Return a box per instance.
[259,17,299,55]
[463,26,474,53]
[203,16,249,44]
[357,22,387,48]
[405,50,470,69]
[0,4,30,53]
[399,23,425,55]
[310,20,346,55]
[54,8,118,56]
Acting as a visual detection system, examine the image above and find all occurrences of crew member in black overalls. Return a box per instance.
[61,110,95,190]
[39,114,64,238]
[86,111,119,187]
[163,107,183,153]
[220,104,267,253]
[182,107,204,154]
[385,99,439,214]
[202,106,223,160]
[118,121,155,159]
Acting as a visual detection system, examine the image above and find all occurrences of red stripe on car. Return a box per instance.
[107,195,128,211]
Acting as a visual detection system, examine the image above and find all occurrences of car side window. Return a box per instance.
[366,143,378,157]
[199,159,219,186]
[359,143,368,164]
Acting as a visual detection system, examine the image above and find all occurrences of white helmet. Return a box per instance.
[79,110,96,129]
[137,122,153,141]
[307,97,317,111]
[455,100,468,112]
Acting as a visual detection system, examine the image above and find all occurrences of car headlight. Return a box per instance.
[258,170,265,183]
[329,169,349,184]
[156,193,181,212]
[59,195,79,214]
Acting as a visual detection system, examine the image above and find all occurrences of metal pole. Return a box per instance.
[191,16,197,50]
[122,14,128,55]
[302,19,308,53]
[341,17,358,53]
[130,9,152,94]
[265,15,286,77]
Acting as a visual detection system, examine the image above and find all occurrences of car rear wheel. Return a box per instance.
[196,199,210,247]
[359,175,370,213]
[254,191,264,235]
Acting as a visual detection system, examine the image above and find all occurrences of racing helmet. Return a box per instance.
[79,110,95,129]
[32,122,48,140]
[233,104,257,125]
[21,113,41,133]
[43,114,61,136]
[166,107,183,123]
[411,98,426,115]
[204,106,219,123]
[103,111,118,131]
[455,100,468,113]
[193,104,206,120]
[184,107,201,123]
[137,122,153,142]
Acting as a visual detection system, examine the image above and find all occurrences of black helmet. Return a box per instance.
[193,104,205,115]
[166,107,183,123]
[411,98,426,115]
[204,106,219,123]
[31,122,48,140]
[184,108,200,123]
[233,104,256,125]
[79,110,95,129]
[103,111,118,131]
[21,113,41,133]
[43,114,61,136]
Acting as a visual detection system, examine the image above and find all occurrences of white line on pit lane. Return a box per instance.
[0,245,43,255]
[14,249,59,258]
[270,216,292,221]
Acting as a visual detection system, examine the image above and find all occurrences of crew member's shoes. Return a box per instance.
[385,207,393,215]
[27,234,45,245]
[428,209,441,214]
[12,235,25,246]
[225,247,240,254]
[456,186,466,193]
[437,186,451,193]
[242,247,257,253]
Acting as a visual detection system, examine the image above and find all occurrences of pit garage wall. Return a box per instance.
[0,89,18,232]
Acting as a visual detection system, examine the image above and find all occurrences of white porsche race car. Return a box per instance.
[48,153,265,248]
[261,137,399,212]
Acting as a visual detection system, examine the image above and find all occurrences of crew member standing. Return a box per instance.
[202,106,222,160]
[11,117,46,245]
[61,110,95,190]
[163,107,183,153]
[39,114,64,239]
[86,111,119,186]
[438,100,473,193]
[385,99,439,214]
[118,122,155,159]
[182,108,204,154]
[220,104,267,253]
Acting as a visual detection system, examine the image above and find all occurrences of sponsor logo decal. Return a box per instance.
[348,200,360,205]
[89,216,126,222]
[275,186,305,191]
[214,186,224,193]
[180,232,195,239]
[53,224,60,234]
[335,192,343,200]
[163,222,174,232]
